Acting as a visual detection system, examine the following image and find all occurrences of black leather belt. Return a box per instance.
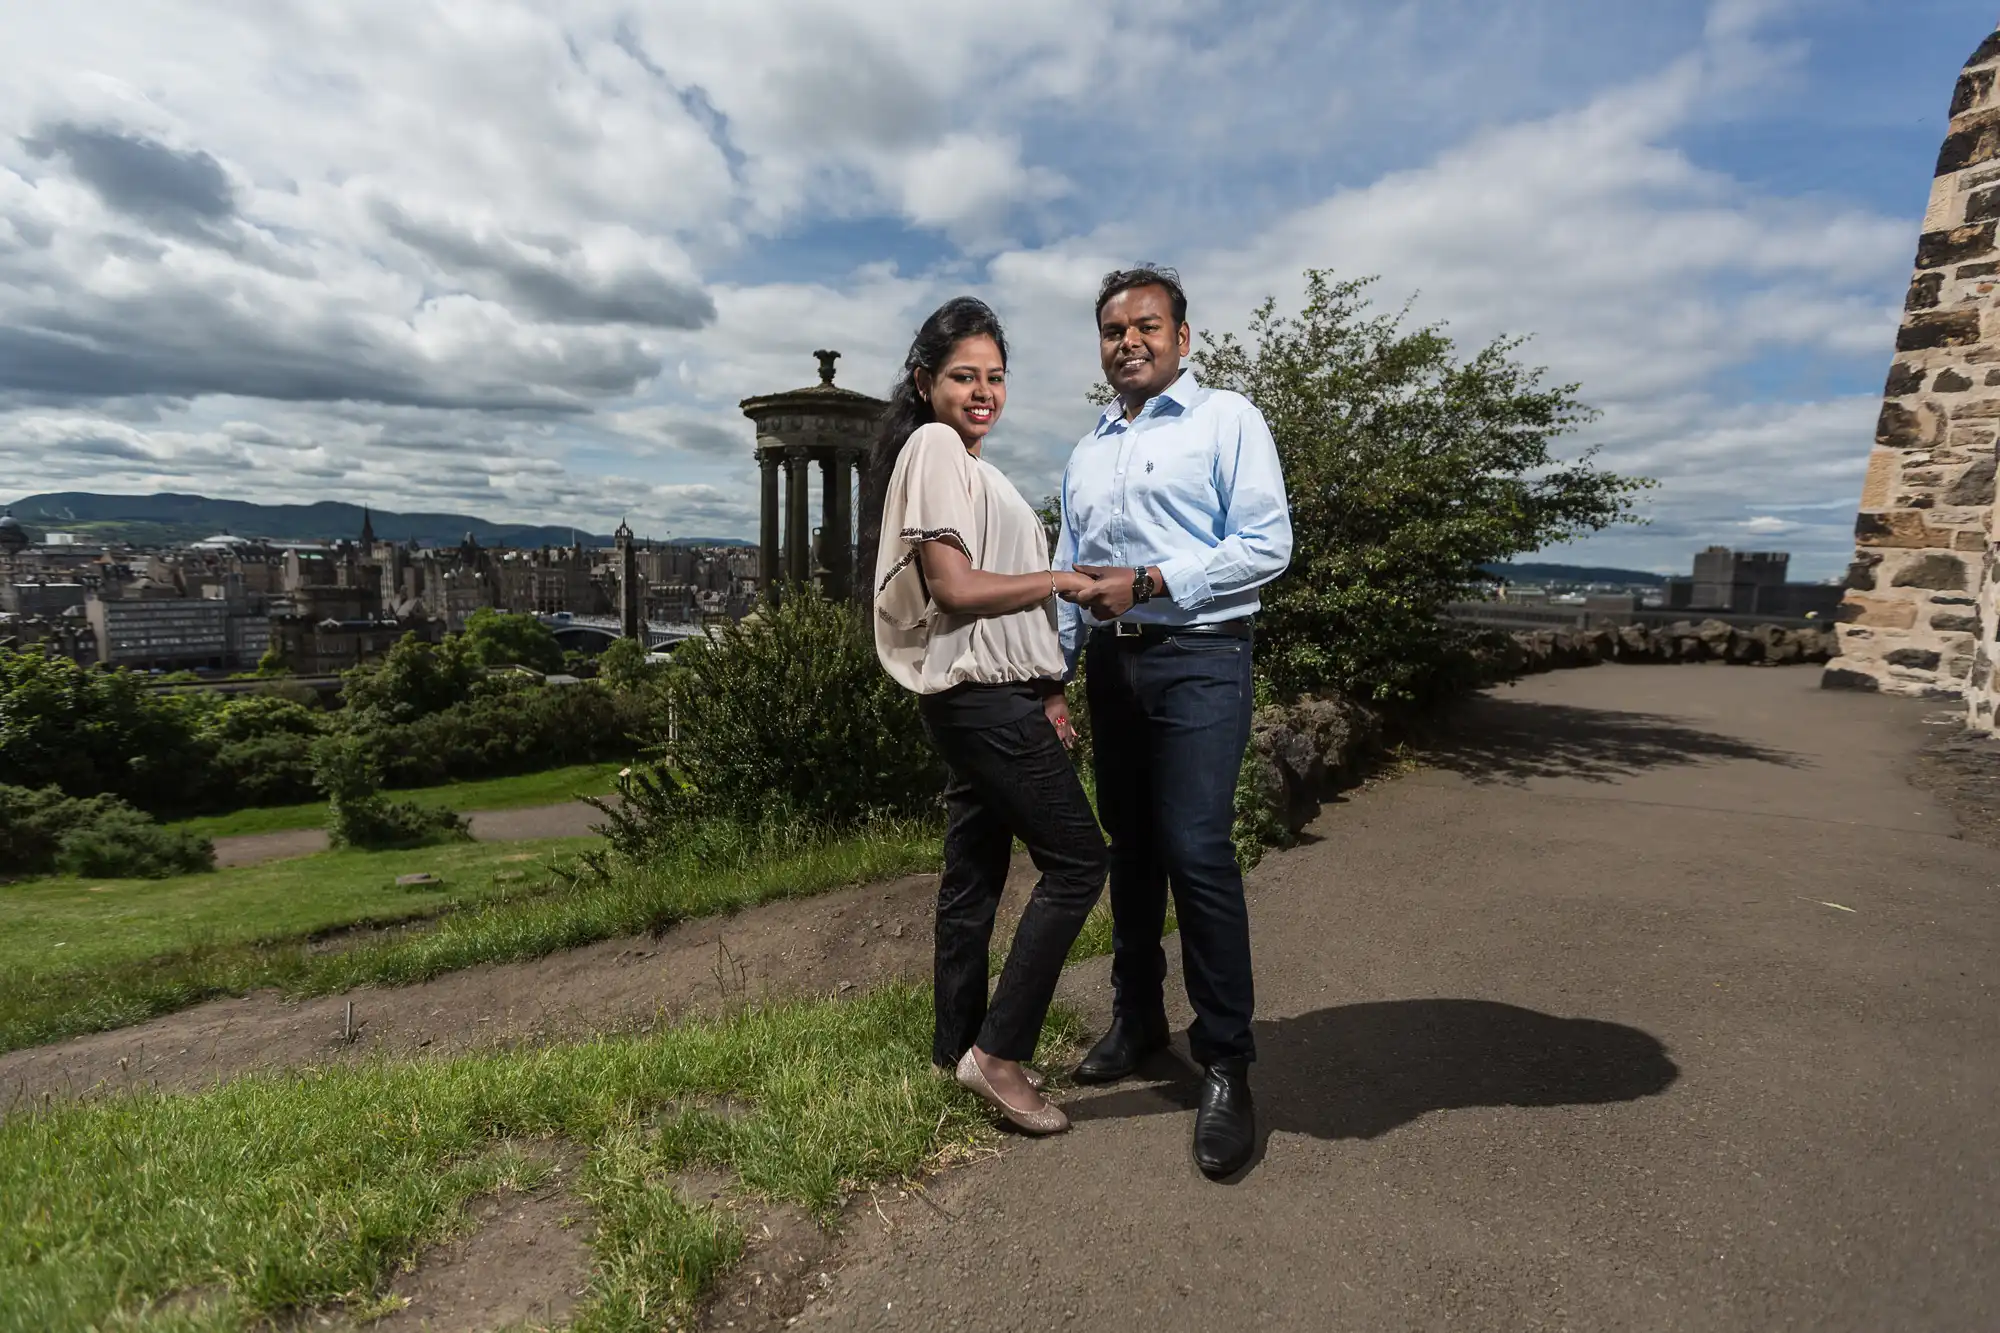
[1093,617,1253,643]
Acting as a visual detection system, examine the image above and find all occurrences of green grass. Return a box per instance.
[0,824,942,1055]
[166,762,627,840]
[0,985,1081,1332]
[0,837,598,984]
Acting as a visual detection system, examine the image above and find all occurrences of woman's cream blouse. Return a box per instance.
[872,422,1065,695]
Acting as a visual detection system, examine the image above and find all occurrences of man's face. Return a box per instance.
[1098,284,1190,405]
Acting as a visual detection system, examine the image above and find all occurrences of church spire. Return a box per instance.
[360,505,375,547]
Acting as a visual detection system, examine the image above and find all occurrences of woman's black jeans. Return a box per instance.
[919,685,1108,1067]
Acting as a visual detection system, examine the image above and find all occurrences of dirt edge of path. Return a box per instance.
[0,862,1046,1110]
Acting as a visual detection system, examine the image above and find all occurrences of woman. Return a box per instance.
[873,296,1106,1135]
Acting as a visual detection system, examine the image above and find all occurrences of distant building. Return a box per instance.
[0,611,96,664]
[87,592,232,669]
[1661,547,1842,619]
[2,580,86,618]
[268,616,428,674]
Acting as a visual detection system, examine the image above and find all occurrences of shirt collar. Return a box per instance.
[1095,368,1200,435]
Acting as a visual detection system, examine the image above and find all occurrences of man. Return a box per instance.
[1055,265,1293,1178]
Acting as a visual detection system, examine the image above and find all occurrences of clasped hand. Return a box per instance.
[1055,564,1143,620]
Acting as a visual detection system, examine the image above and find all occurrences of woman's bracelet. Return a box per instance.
[1049,572,1058,600]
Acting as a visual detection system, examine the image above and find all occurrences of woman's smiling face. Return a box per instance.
[919,333,1007,448]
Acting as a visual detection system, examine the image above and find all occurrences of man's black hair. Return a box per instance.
[1095,264,1188,328]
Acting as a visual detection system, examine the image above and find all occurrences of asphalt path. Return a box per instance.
[805,665,2000,1332]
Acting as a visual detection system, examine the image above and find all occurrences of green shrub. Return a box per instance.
[598,590,939,851]
[312,736,471,852]
[0,783,214,880]
[0,649,209,814]
[53,809,215,879]
[1191,270,1648,702]
[357,679,649,789]
[210,732,321,807]
[328,797,471,852]
[204,694,325,744]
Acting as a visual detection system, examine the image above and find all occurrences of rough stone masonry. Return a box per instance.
[1828,23,2000,727]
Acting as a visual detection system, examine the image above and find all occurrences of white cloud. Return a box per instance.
[1742,515,1800,535]
[0,0,1935,574]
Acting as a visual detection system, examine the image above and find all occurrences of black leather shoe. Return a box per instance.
[1072,1015,1169,1084]
[1192,1061,1255,1178]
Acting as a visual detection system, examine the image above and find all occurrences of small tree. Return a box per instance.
[595,635,655,693]
[311,734,469,850]
[461,608,566,675]
[0,647,210,812]
[1192,271,1648,701]
[340,632,482,726]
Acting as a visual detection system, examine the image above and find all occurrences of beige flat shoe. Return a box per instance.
[955,1049,1070,1135]
[935,1062,1045,1090]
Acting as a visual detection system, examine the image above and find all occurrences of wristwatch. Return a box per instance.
[1131,567,1155,604]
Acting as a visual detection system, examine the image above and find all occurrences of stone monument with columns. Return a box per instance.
[1829,22,2000,733]
[739,351,886,604]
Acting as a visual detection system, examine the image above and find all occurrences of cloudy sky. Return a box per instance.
[0,0,1989,575]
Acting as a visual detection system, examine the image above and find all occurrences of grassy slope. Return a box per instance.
[0,837,598,982]
[0,824,942,1054]
[167,762,626,840]
[0,985,1081,1332]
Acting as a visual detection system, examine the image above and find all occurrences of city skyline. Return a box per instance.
[0,2,1990,579]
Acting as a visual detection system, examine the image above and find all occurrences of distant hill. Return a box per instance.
[1481,561,1668,586]
[0,492,756,549]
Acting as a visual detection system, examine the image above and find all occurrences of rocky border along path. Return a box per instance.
[212,800,605,868]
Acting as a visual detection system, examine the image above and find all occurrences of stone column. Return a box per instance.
[853,453,885,612]
[820,451,853,600]
[785,448,812,586]
[758,450,780,592]
[1829,23,2000,726]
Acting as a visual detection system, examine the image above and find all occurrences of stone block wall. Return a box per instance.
[1828,25,2000,710]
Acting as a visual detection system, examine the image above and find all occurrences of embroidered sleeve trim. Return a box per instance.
[877,527,970,597]
[899,525,969,555]
[875,548,919,595]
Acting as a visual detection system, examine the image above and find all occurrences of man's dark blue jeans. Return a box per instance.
[1085,627,1256,1065]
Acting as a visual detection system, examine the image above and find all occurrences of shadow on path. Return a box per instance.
[1067,999,1679,1154]
[1413,696,1806,786]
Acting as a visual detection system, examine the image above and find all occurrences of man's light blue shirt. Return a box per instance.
[1055,368,1293,673]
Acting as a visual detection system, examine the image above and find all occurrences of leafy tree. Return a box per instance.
[254,644,289,676]
[0,648,208,811]
[461,608,566,674]
[339,632,481,726]
[1191,271,1648,701]
[202,694,324,744]
[595,636,655,692]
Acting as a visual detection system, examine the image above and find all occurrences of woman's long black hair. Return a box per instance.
[870,296,1011,476]
[856,296,1009,605]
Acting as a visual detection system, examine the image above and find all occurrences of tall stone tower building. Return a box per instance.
[1830,24,2000,731]
[615,519,642,642]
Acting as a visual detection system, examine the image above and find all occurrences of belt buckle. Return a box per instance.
[1111,620,1142,639]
